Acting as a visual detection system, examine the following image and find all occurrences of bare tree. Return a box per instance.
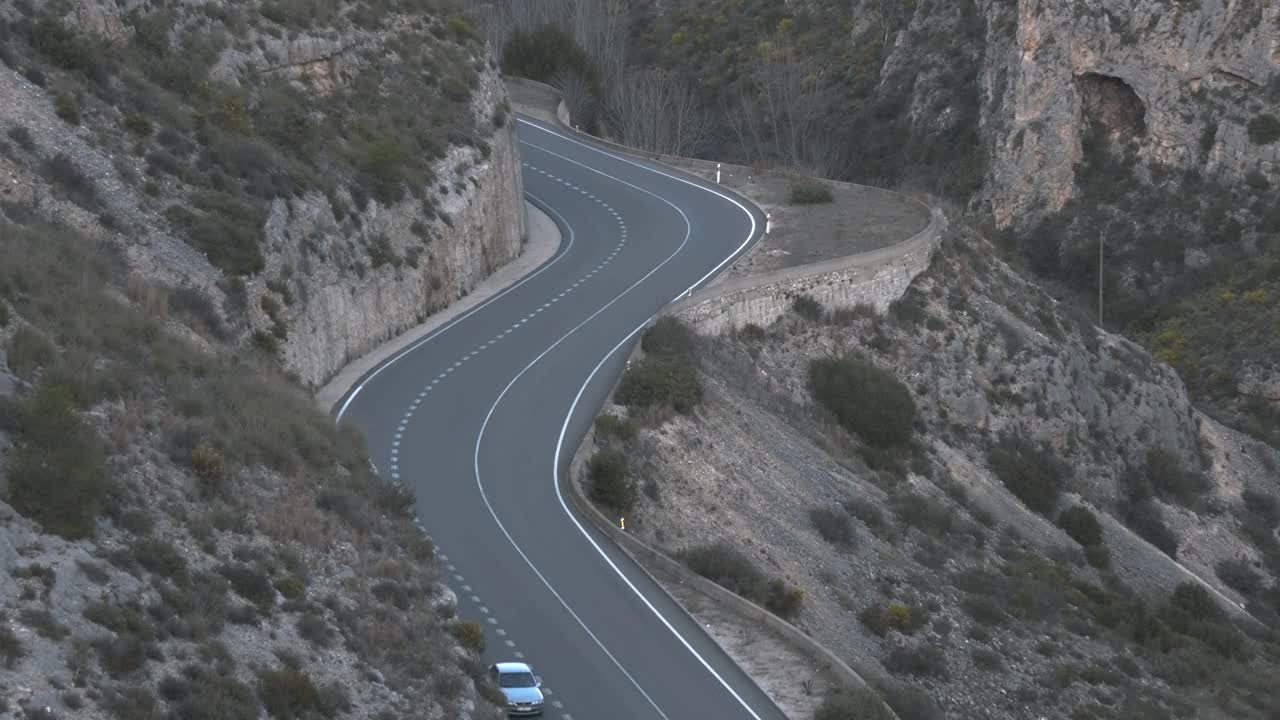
[722,31,834,173]
[607,68,708,156]
[553,66,597,129]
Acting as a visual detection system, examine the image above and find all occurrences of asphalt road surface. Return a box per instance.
[336,116,782,720]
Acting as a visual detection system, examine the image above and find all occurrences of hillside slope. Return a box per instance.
[595,226,1280,720]
[0,1,522,717]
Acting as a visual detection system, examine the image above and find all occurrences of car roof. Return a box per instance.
[494,662,532,673]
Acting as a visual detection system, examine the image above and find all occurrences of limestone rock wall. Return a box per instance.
[975,0,1280,227]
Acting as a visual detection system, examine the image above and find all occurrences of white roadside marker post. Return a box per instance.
[766,212,772,234]
[716,163,721,183]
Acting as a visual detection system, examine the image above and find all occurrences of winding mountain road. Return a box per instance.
[335,116,782,720]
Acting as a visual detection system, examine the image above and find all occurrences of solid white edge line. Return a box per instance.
[497,133,768,717]
[474,194,685,720]
[333,187,572,423]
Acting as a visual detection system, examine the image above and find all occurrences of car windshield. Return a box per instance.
[500,671,536,688]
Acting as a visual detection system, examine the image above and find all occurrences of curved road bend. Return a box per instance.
[336,116,781,720]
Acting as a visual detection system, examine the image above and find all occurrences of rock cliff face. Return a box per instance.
[974,0,1280,227]
[1,0,528,389]
[255,68,526,387]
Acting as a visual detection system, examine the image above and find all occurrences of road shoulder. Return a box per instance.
[316,199,562,414]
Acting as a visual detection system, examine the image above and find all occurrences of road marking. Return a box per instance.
[496,628,506,636]
[462,584,471,592]
[472,180,703,720]
[446,564,456,571]
[471,595,481,603]
[514,651,524,659]
[522,125,770,719]
[479,606,489,614]
[453,574,464,582]
[333,190,576,423]
[487,617,498,624]
[505,639,516,647]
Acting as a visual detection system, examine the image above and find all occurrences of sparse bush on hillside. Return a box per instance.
[449,621,485,653]
[1058,505,1104,547]
[6,383,108,539]
[641,316,699,361]
[616,357,702,414]
[884,644,948,678]
[1124,499,1178,558]
[258,667,333,720]
[1215,558,1262,596]
[0,618,26,668]
[815,688,895,720]
[6,325,56,377]
[587,449,635,513]
[810,506,857,548]
[1140,448,1209,506]
[790,177,834,204]
[41,152,99,210]
[55,93,80,124]
[808,356,916,448]
[1248,114,1280,145]
[986,435,1066,517]
[860,602,927,637]
[792,294,823,321]
[677,542,804,619]
[594,414,638,442]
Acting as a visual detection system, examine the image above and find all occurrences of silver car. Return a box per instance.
[489,661,545,716]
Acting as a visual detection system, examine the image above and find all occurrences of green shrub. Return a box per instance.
[55,93,80,124]
[0,618,23,669]
[815,687,894,720]
[171,671,258,720]
[173,191,265,276]
[29,16,93,71]
[884,644,948,678]
[7,325,56,377]
[764,579,804,618]
[986,435,1066,516]
[970,647,1004,672]
[587,449,635,513]
[296,612,332,648]
[678,541,803,618]
[273,576,306,601]
[259,667,331,719]
[1057,505,1103,546]
[1242,489,1280,528]
[1084,543,1111,570]
[1215,558,1262,596]
[192,441,227,497]
[6,124,35,152]
[860,602,927,636]
[790,177,834,204]
[1247,114,1280,145]
[641,316,698,362]
[1124,499,1178,558]
[449,621,485,653]
[19,607,68,640]
[792,294,823,321]
[7,383,108,539]
[616,357,702,413]
[594,414,638,442]
[844,497,885,531]
[123,114,154,136]
[133,537,190,584]
[219,562,275,610]
[808,356,915,447]
[359,137,408,205]
[41,152,99,210]
[1168,582,1220,623]
[810,506,856,547]
[961,594,1008,626]
[447,16,474,40]
[100,686,159,720]
[1141,448,1208,505]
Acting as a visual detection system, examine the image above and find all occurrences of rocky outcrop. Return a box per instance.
[975,0,1280,226]
[257,67,526,387]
